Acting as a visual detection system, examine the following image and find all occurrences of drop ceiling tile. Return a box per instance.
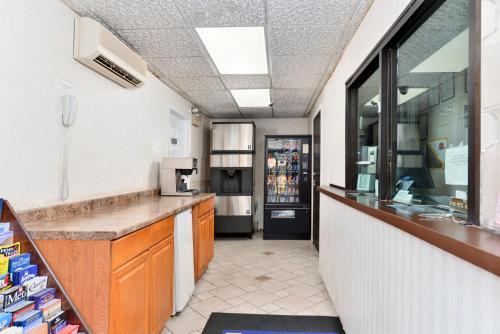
[184,90,237,112]
[149,57,216,77]
[273,110,305,118]
[100,0,185,29]
[271,54,331,76]
[170,76,226,92]
[271,74,322,89]
[268,0,354,26]
[210,112,243,119]
[273,100,309,115]
[268,25,342,56]
[173,0,265,27]
[116,29,202,58]
[240,107,273,118]
[221,75,270,89]
[271,89,314,102]
[64,0,105,16]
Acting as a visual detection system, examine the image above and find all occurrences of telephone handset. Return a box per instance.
[60,95,77,200]
[61,95,77,127]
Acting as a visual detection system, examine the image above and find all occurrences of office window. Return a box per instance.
[393,0,469,212]
[356,69,381,194]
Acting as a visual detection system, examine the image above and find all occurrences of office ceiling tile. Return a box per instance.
[173,0,265,27]
[268,0,356,26]
[268,25,342,56]
[272,74,322,89]
[273,109,305,118]
[209,111,243,119]
[116,29,202,58]
[271,89,314,104]
[149,57,216,77]
[271,54,331,76]
[98,0,185,29]
[240,107,273,118]
[273,100,309,113]
[63,0,105,16]
[221,75,270,89]
[184,89,237,109]
[170,76,226,92]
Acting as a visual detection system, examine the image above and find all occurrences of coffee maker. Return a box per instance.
[160,157,199,196]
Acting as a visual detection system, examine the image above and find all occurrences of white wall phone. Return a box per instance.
[61,95,77,127]
[60,95,77,200]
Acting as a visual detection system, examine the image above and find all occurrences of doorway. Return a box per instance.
[313,111,321,251]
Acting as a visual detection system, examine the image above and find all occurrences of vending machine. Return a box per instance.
[263,135,312,239]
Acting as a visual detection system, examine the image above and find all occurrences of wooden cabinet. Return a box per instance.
[193,199,215,280]
[110,252,150,334]
[149,236,174,334]
[36,216,175,334]
[207,210,214,262]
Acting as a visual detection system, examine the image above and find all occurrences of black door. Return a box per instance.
[313,112,321,251]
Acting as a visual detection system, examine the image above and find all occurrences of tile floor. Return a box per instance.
[163,232,337,334]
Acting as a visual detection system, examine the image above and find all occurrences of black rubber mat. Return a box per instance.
[201,313,345,334]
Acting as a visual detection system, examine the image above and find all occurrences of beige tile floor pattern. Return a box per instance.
[163,233,337,334]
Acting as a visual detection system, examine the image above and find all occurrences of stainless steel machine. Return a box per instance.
[160,157,199,196]
[210,122,255,237]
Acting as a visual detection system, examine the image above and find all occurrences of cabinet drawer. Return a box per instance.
[150,216,174,246]
[198,198,214,217]
[111,227,152,270]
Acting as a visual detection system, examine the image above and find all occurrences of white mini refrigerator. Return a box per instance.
[173,209,195,314]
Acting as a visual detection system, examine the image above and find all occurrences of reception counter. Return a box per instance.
[318,185,500,334]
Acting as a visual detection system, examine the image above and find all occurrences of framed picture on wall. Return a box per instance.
[440,73,455,102]
[426,138,448,169]
[429,85,440,108]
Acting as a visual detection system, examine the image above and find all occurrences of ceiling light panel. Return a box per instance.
[196,27,268,74]
[231,89,270,107]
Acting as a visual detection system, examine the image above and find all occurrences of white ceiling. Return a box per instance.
[63,0,373,118]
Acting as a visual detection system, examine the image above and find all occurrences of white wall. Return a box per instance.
[308,0,412,187]
[0,0,209,209]
[212,118,309,230]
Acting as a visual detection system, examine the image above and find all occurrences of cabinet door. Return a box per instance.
[110,251,150,334]
[207,210,214,263]
[149,236,174,334]
[196,216,208,277]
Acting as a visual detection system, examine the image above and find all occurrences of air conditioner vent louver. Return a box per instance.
[74,17,147,88]
[93,55,142,87]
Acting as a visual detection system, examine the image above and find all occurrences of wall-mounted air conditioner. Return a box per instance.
[73,17,147,88]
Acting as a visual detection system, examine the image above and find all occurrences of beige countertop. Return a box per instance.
[24,193,215,241]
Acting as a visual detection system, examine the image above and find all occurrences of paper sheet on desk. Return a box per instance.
[445,145,468,185]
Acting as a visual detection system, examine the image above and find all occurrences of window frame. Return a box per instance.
[345,0,481,223]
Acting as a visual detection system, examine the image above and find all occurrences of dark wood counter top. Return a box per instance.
[318,185,500,276]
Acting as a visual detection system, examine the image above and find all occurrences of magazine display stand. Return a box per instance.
[0,199,91,333]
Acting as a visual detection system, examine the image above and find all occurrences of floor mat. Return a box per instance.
[202,313,345,334]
